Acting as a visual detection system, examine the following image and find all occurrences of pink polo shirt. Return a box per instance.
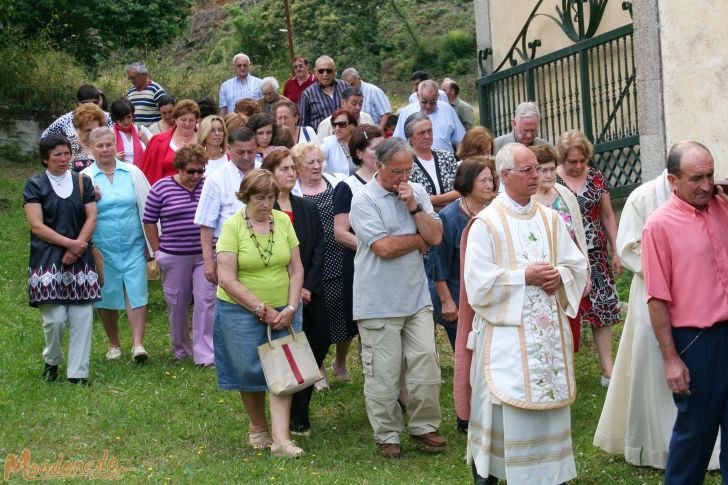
[642,194,728,328]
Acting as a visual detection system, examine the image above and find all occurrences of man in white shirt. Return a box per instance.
[341,68,392,129]
[218,53,263,117]
[194,127,258,283]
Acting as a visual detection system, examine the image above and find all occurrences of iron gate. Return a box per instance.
[478,24,639,198]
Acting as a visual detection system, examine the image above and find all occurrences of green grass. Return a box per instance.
[0,155,721,484]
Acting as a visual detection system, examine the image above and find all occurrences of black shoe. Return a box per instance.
[42,363,58,382]
[457,416,469,433]
[472,463,498,485]
[68,378,89,385]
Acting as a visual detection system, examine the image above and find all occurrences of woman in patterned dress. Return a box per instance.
[531,144,591,352]
[23,134,101,383]
[555,130,622,386]
[403,112,460,212]
[290,142,348,387]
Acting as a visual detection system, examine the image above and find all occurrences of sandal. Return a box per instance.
[248,431,272,450]
[271,440,304,458]
[331,360,352,382]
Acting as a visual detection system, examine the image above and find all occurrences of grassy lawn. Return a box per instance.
[0,155,720,484]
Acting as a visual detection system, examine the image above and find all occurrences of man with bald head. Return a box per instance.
[456,143,587,484]
[219,53,263,117]
[393,80,465,153]
[298,55,349,130]
[642,141,728,484]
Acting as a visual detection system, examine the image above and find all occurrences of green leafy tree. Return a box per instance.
[9,0,193,66]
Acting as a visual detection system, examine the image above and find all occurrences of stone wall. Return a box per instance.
[0,109,59,154]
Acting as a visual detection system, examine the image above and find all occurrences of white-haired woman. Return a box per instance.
[257,77,290,115]
[82,126,152,363]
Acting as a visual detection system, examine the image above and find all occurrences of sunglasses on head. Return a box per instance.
[332,121,349,129]
[185,168,205,175]
[317,68,334,74]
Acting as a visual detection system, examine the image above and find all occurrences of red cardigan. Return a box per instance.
[140,128,176,185]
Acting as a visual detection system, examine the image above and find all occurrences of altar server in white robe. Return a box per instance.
[457,143,588,485]
[593,169,720,469]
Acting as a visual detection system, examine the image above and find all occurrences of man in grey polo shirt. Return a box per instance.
[349,137,446,459]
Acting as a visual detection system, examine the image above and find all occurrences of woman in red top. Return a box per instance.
[141,99,200,185]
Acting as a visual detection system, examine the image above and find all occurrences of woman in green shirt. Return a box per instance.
[214,169,305,458]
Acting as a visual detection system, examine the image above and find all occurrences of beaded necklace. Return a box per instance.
[244,210,275,266]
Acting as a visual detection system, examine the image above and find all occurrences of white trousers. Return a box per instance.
[40,304,93,378]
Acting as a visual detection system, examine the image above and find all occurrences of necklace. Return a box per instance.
[46,170,68,185]
[461,197,485,218]
[244,210,275,266]
[339,140,352,161]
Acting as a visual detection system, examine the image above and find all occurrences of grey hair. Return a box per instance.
[341,67,360,79]
[376,137,413,166]
[495,143,522,173]
[260,76,279,92]
[514,101,540,121]
[126,61,148,75]
[232,53,250,64]
[403,112,430,139]
[417,79,439,96]
[89,126,114,144]
[315,55,335,67]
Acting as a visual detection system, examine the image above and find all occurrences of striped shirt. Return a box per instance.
[126,81,167,126]
[218,75,263,113]
[360,81,392,125]
[143,176,205,255]
[298,79,349,132]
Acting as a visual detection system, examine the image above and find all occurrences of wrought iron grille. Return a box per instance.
[479,24,640,198]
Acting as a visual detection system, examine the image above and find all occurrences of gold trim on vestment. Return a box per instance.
[505,446,574,467]
[492,198,538,220]
[504,429,572,449]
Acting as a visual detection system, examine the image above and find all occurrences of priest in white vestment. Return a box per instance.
[593,170,720,469]
[456,143,588,484]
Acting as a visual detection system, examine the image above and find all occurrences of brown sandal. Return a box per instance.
[248,431,272,450]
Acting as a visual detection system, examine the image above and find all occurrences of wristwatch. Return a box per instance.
[409,204,423,215]
[286,305,296,313]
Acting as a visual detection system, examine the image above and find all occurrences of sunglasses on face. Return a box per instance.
[185,168,205,175]
[317,68,334,74]
[332,121,349,129]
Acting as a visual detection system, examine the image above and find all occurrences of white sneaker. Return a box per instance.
[106,347,122,360]
[131,346,149,362]
[600,375,610,388]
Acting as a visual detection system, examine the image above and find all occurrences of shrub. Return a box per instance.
[437,30,476,75]
[0,32,87,112]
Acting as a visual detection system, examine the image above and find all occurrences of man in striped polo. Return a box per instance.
[125,61,167,127]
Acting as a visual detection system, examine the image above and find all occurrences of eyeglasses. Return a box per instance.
[419,99,438,106]
[317,68,334,74]
[505,165,542,175]
[185,168,205,175]
[332,121,349,129]
[235,63,249,68]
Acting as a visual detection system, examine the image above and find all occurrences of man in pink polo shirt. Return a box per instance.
[642,140,728,485]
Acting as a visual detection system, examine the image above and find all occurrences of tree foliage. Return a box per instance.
[6,0,193,66]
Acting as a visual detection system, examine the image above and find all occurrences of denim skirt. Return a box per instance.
[214,299,302,392]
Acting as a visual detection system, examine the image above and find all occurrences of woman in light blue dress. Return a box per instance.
[82,127,152,362]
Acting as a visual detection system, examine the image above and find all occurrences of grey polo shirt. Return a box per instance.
[493,131,550,154]
[349,177,440,320]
